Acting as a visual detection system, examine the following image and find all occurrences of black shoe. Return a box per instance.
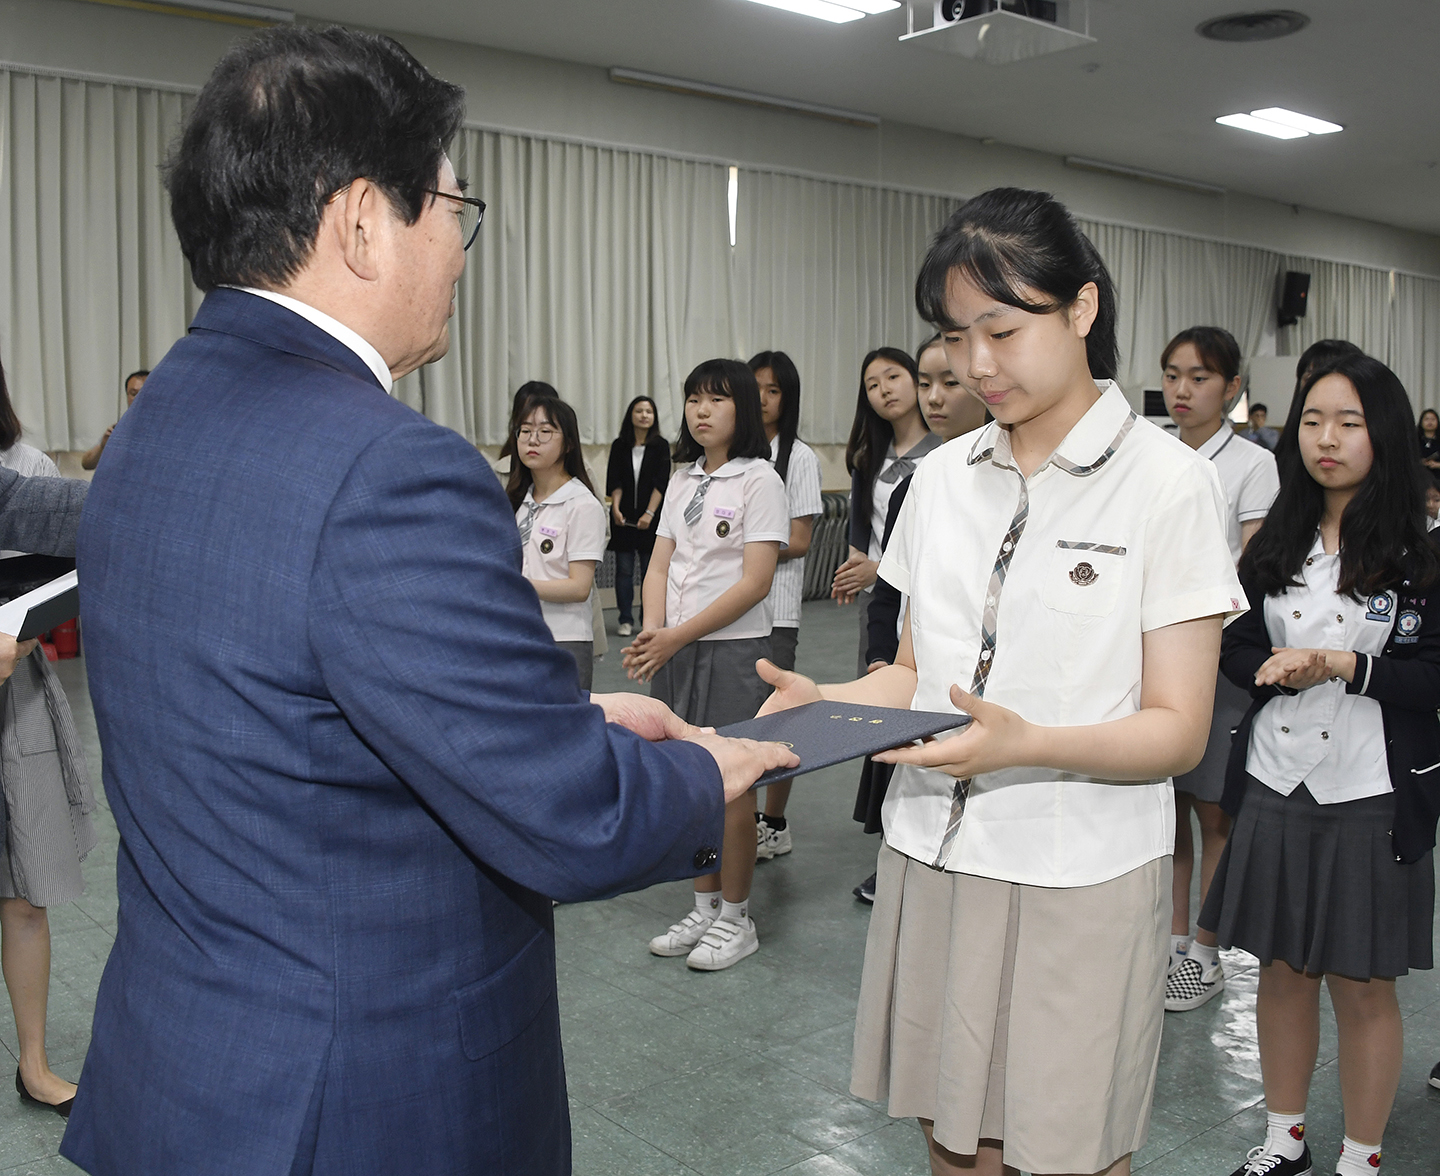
[1430,1059,1440,1089]
[16,1068,73,1118]
[853,873,876,904]
[1226,1143,1312,1176]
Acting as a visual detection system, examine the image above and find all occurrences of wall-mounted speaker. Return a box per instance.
[1279,270,1310,327]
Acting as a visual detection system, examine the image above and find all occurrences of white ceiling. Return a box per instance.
[292,1,1440,236]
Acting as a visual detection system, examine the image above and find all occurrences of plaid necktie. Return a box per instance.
[683,477,713,526]
[517,500,540,545]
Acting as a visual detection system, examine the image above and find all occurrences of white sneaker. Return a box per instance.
[1165,955,1225,1011]
[755,815,791,861]
[649,910,714,957]
[686,916,758,971]
[617,622,633,637]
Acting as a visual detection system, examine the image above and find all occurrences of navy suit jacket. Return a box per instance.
[61,290,725,1176]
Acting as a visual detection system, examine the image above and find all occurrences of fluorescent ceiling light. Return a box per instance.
[738,0,904,22]
[737,0,865,22]
[1216,112,1308,140]
[1250,107,1343,135]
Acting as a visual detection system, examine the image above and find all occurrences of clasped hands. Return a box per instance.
[1253,646,1356,692]
[829,552,878,606]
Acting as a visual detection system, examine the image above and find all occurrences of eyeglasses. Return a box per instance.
[425,190,486,251]
[517,425,557,443]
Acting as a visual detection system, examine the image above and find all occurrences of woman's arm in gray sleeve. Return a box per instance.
[0,468,87,556]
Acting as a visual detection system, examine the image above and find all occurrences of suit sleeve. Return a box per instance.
[847,468,868,554]
[1346,592,1440,711]
[605,441,624,503]
[306,421,725,903]
[0,468,86,556]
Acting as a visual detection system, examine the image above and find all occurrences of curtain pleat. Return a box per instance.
[2,65,1437,451]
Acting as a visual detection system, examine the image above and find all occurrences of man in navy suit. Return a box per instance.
[61,26,793,1176]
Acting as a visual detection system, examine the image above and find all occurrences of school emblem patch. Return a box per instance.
[1068,561,1099,586]
[1365,593,1394,623]
[1396,610,1421,643]
[715,520,731,538]
[539,538,554,554]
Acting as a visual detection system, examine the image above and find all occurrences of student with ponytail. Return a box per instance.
[758,187,1242,1176]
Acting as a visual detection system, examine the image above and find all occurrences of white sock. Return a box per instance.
[694,890,720,919]
[1188,941,1220,972]
[1263,1110,1306,1160]
[1336,1136,1381,1176]
[720,898,748,924]
[1170,934,1191,966]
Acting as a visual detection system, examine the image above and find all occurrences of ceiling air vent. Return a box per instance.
[1197,10,1310,42]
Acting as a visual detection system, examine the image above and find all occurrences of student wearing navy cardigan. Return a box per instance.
[1201,352,1439,1176]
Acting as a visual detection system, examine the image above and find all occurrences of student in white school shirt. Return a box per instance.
[758,188,1243,1176]
[749,350,823,862]
[1158,327,1280,1013]
[507,393,607,691]
[623,359,790,971]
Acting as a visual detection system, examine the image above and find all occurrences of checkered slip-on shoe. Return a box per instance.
[1164,955,1225,1011]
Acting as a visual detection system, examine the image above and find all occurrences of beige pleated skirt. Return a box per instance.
[851,843,1170,1176]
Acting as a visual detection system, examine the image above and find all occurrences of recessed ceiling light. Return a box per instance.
[1216,113,1309,140]
[736,0,898,23]
[1250,107,1342,135]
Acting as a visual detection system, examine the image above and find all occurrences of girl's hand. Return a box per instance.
[830,553,879,605]
[755,658,824,716]
[623,627,684,682]
[1254,646,1332,691]
[872,684,1031,779]
[611,500,625,526]
[637,512,652,531]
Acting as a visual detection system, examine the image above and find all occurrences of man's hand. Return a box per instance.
[872,683,1022,779]
[1255,646,1333,691]
[622,626,684,682]
[755,657,823,716]
[685,733,799,803]
[592,692,704,742]
[0,635,38,684]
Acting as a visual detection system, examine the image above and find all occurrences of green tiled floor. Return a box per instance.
[2,600,1437,1174]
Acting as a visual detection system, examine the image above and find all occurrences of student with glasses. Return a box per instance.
[507,391,607,690]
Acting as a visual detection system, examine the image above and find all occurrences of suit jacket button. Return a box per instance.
[694,847,718,869]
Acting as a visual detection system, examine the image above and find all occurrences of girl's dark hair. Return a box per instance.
[1295,338,1363,383]
[0,359,22,451]
[500,381,559,463]
[1240,354,1439,599]
[749,350,801,482]
[846,348,924,536]
[505,393,595,511]
[1418,408,1439,440]
[618,396,666,449]
[1160,327,1242,384]
[915,187,1119,382]
[672,360,771,465]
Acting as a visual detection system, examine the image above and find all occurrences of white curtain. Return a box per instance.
[0,69,198,450]
[3,63,1439,451]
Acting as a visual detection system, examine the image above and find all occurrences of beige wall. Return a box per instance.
[5,0,1440,277]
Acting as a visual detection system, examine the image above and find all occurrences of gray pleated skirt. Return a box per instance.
[1199,776,1434,979]
[556,641,593,692]
[1173,675,1250,804]
[650,636,772,729]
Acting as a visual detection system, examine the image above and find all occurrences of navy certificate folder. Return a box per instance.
[718,701,969,788]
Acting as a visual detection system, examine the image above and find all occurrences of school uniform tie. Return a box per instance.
[517,501,540,545]
[683,477,714,526]
[877,456,917,484]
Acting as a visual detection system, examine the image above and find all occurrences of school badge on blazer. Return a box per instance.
[1365,592,1395,623]
[1396,609,1422,643]
[1068,561,1099,586]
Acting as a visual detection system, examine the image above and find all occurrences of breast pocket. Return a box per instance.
[1041,540,1127,617]
[710,504,744,546]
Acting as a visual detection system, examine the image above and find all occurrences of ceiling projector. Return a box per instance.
[900,0,1095,64]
